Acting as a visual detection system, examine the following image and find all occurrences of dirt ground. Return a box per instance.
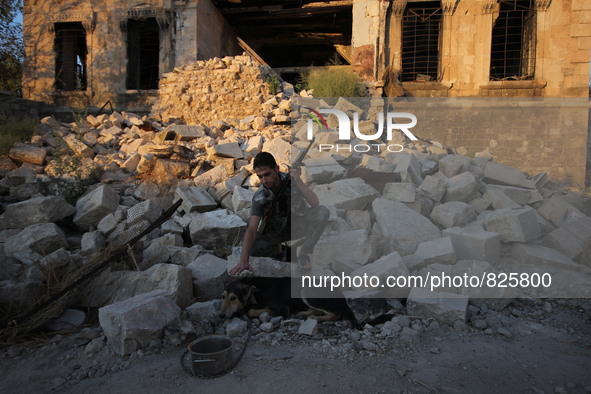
[1,298,590,394]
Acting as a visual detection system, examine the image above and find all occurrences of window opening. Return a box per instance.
[401,2,442,82]
[490,0,536,80]
[54,22,87,91]
[126,18,160,90]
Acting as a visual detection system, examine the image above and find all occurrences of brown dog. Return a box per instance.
[219,277,355,323]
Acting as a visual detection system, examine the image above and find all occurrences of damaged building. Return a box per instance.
[22,0,591,110]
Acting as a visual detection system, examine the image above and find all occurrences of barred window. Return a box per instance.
[54,22,87,91]
[401,2,442,82]
[490,0,536,80]
[126,18,160,90]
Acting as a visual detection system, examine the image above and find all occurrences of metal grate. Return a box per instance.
[54,22,87,91]
[126,18,160,90]
[490,0,536,80]
[401,3,442,82]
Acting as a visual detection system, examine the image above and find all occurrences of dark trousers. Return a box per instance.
[251,205,330,258]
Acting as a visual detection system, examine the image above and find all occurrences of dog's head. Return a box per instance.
[219,281,257,319]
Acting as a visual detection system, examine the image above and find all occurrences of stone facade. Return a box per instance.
[353,0,591,97]
[22,0,241,111]
[23,0,590,110]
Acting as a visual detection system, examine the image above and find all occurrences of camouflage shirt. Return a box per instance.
[251,172,308,220]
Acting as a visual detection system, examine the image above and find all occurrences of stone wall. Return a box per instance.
[152,55,275,126]
[393,99,589,187]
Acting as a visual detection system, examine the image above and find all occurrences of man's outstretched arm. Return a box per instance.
[290,168,319,207]
[229,214,261,275]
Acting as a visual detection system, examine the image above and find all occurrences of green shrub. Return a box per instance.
[301,68,365,98]
[265,74,281,95]
[0,112,39,155]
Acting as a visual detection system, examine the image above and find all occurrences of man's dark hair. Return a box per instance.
[253,152,277,169]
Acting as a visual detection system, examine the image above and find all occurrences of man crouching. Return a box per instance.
[229,152,329,274]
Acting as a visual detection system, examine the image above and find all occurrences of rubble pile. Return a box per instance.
[1,55,591,356]
[152,54,286,126]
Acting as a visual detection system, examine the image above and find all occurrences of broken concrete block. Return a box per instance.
[121,153,141,173]
[301,156,347,184]
[487,184,542,205]
[262,138,298,166]
[97,213,119,235]
[438,155,470,178]
[9,143,46,165]
[81,231,106,255]
[79,263,193,308]
[311,229,373,268]
[0,278,44,309]
[430,202,476,228]
[153,159,190,177]
[168,246,204,266]
[442,227,500,264]
[394,152,423,186]
[142,234,183,269]
[187,253,229,299]
[73,184,119,230]
[184,299,222,323]
[99,290,180,356]
[194,165,229,189]
[225,317,248,338]
[168,124,204,141]
[442,172,478,203]
[232,186,255,212]
[0,156,18,177]
[63,134,94,158]
[360,155,396,173]
[542,216,591,266]
[242,135,263,156]
[212,142,243,159]
[298,319,318,336]
[345,210,371,231]
[227,247,291,277]
[511,243,588,273]
[349,251,410,297]
[120,138,146,155]
[188,210,246,250]
[419,175,447,202]
[4,223,68,261]
[483,161,536,189]
[482,188,521,210]
[343,290,387,324]
[175,185,217,213]
[414,237,456,267]
[3,196,76,228]
[372,198,441,247]
[406,287,468,326]
[537,194,586,227]
[5,166,36,187]
[484,207,541,242]
[313,178,380,215]
[383,182,415,203]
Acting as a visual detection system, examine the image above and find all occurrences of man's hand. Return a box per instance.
[229,258,252,275]
[289,167,302,183]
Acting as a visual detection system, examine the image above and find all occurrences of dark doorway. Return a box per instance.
[126,18,160,90]
[54,22,87,91]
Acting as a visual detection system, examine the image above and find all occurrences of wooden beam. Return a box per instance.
[236,37,284,82]
[274,65,351,74]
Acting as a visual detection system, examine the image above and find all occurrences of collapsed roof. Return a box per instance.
[212,0,353,68]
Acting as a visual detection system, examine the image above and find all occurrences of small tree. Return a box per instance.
[0,0,24,94]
